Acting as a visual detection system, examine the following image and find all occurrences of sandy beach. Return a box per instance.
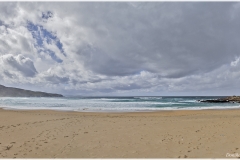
[0,108,240,158]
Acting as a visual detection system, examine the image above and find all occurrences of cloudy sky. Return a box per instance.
[1,2,240,96]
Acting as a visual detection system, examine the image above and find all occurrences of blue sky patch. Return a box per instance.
[27,21,66,63]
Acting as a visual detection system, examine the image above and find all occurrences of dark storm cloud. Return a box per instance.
[72,2,238,78]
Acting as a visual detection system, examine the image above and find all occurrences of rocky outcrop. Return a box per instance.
[199,96,240,103]
[0,85,63,97]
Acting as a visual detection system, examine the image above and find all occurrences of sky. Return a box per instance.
[1,2,240,96]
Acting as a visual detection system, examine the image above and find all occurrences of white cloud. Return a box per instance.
[0,54,37,77]
[231,57,240,67]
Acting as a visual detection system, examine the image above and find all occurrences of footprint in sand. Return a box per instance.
[178,155,187,158]
[4,145,13,151]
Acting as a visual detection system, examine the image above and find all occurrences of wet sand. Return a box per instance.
[0,108,240,158]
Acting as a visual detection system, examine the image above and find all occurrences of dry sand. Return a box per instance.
[0,108,240,158]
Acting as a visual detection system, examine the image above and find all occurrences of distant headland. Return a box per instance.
[0,85,63,97]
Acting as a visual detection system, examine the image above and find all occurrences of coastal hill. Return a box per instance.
[0,85,63,97]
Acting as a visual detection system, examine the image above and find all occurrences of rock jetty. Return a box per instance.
[199,96,240,103]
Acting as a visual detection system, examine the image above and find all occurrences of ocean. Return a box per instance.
[0,96,239,112]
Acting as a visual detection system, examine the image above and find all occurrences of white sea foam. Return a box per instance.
[179,100,197,103]
[135,97,162,100]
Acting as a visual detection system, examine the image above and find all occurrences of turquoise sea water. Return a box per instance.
[0,96,239,112]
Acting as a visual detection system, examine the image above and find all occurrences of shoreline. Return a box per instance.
[1,106,240,113]
[1,108,240,158]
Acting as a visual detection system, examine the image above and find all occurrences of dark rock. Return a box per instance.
[199,99,229,103]
[199,96,240,103]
